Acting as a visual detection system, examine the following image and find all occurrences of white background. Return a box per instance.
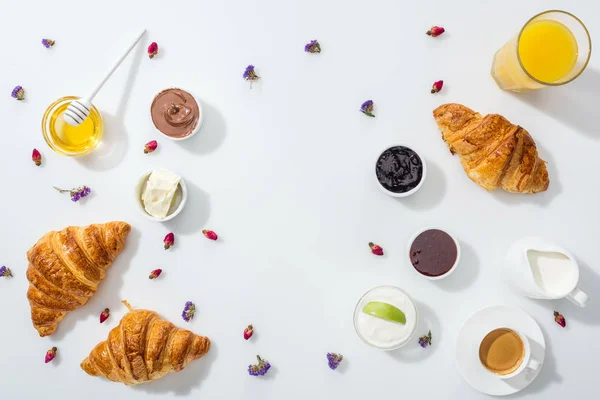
[0,0,599,399]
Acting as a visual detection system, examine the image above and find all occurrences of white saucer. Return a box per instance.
[455,305,545,396]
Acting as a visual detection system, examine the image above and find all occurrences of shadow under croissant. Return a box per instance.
[47,227,141,342]
[131,340,218,394]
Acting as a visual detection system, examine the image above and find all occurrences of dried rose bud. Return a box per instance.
[148,42,158,58]
[426,26,445,37]
[144,140,158,154]
[202,229,218,241]
[431,80,444,94]
[244,325,254,340]
[45,347,57,363]
[32,148,42,166]
[164,232,175,250]
[368,242,384,256]
[100,308,110,324]
[149,269,163,279]
[554,311,566,328]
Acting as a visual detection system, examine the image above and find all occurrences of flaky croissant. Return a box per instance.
[26,221,131,337]
[81,301,211,385]
[433,103,549,193]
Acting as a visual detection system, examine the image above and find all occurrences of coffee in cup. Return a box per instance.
[479,328,540,378]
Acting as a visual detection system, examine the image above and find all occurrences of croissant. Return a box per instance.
[433,103,549,193]
[81,301,211,385]
[26,221,131,337]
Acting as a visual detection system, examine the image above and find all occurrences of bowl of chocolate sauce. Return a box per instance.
[375,145,426,197]
[150,88,203,141]
[408,228,460,280]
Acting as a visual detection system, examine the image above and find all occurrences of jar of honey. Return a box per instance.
[41,96,103,156]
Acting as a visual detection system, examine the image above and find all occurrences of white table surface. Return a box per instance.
[1,0,599,398]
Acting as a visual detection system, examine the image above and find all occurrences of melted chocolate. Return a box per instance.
[376,146,423,193]
[410,229,457,277]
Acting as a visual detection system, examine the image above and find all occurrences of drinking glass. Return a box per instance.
[491,10,591,92]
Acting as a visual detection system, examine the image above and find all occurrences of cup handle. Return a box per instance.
[527,358,541,371]
[566,287,589,307]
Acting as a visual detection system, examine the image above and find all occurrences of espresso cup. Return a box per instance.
[478,328,541,379]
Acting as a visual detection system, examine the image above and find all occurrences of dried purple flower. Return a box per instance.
[248,355,271,376]
[0,266,13,278]
[360,100,375,117]
[11,86,24,100]
[54,186,91,202]
[243,65,260,88]
[418,330,432,348]
[42,39,55,48]
[181,301,195,322]
[304,39,321,53]
[327,353,343,370]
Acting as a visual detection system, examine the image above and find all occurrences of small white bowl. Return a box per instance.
[375,144,427,198]
[150,88,204,141]
[134,169,188,222]
[406,227,461,280]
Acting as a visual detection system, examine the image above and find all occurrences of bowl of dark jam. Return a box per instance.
[407,227,461,280]
[375,145,426,197]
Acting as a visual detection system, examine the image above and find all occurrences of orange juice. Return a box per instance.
[491,11,591,92]
[518,20,578,83]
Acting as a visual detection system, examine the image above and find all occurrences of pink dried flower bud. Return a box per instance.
[148,42,158,58]
[32,149,42,166]
[164,232,175,250]
[244,325,254,340]
[426,26,445,37]
[100,308,110,324]
[144,140,158,154]
[149,269,163,279]
[368,242,384,256]
[431,80,444,93]
[554,311,566,328]
[45,347,57,363]
[202,229,218,241]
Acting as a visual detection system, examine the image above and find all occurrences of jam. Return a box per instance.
[376,146,423,193]
[410,229,457,277]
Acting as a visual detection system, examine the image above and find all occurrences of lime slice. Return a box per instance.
[362,301,406,324]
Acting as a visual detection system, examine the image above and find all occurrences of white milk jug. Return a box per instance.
[505,237,589,307]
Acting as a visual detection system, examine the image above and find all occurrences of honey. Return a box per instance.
[42,96,103,156]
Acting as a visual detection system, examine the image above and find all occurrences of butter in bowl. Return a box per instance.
[135,169,187,222]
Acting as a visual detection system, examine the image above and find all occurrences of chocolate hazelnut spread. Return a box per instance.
[151,88,199,138]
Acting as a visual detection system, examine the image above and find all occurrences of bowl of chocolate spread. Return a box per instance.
[375,144,426,197]
[408,227,461,280]
[150,88,202,140]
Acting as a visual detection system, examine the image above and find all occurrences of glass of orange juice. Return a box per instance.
[491,10,591,92]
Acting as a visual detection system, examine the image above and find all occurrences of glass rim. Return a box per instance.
[516,9,592,86]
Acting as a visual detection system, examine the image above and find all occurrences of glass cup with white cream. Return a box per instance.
[353,286,419,350]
